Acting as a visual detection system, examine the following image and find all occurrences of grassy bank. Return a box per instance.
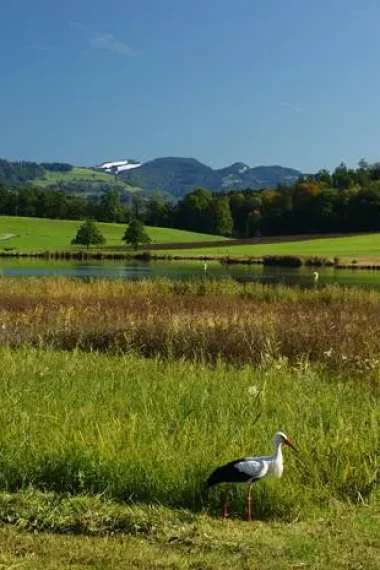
[0,347,379,517]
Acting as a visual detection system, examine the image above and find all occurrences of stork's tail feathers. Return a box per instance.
[206,466,225,488]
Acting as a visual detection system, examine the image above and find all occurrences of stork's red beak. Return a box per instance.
[285,438,298,452]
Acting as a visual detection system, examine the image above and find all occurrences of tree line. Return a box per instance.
[2,159,380,237]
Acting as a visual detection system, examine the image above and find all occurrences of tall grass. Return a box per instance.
[0,278,380,377]
[0,347,379,520]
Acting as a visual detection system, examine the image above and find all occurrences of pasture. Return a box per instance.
[30,166,138,192]
[154,231,380,260]
[0,215,229,251]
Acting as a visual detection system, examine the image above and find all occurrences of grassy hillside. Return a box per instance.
[155,232,380,260]
[31,166,139,192]
[0,215,378,259]
[0,215,230,251]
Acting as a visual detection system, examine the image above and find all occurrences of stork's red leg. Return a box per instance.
[247,483,252,521]
[222,488,229,520]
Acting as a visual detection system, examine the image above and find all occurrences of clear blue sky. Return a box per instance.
[1,0,379,172]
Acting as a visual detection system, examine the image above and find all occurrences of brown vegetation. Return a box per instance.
[0,278,379,378]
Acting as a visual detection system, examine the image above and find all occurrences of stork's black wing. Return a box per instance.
[207,457,266,487]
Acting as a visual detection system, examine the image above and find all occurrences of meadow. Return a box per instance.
[30,166,138,192]
[0,215,229,251]
[2,212,380,265]
[154,231,380,261]
[0,277,379,568]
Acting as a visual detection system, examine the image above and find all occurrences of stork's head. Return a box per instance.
[274,431,298,452]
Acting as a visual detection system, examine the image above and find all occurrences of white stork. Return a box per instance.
[206,431,298,521]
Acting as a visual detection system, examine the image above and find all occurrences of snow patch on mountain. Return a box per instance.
[97,160,142,174]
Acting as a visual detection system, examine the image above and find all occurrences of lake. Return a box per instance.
[1,258,380,288]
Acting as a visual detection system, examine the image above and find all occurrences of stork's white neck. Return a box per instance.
[273,439,284,459]
[271,439,284,478]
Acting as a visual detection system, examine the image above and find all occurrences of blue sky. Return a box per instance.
[1,0,379,172]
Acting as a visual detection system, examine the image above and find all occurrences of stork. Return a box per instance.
[206,431,298,521]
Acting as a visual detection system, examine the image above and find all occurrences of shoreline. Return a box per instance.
[0,249,379,270]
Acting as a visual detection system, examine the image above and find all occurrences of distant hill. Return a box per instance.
[119,157,302,197]
[0,159,139,197]
[0,157,302,199]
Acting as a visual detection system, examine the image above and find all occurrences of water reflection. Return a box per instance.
[0,259,380,289]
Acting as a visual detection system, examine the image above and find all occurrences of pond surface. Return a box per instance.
[1,259,380,289]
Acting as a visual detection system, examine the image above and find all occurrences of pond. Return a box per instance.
[1,258,380,288]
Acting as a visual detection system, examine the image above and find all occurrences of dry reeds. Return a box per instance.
[0,278,379,378]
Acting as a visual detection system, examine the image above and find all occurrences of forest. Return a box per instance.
[1,159,380,237]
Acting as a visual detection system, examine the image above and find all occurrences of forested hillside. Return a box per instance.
[1,159,380,238]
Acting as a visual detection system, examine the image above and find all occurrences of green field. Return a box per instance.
[0,500,378,569]
[1,214,380,260]
[0,345,378,569]
[30,166,138,192]
[155,232,380,260]
[0,215,229,250]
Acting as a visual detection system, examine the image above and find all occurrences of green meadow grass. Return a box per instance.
[30,166,138,192]
[0,498,378,569]
[1,212,380,260]
[0,347,378,519]
[0,215,229,250]
[155,232,380,260]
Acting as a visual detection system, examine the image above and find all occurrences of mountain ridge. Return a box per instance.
[0,156,302,199]
[117,156,302,197]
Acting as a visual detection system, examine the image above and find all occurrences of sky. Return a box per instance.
[1,0,380,172]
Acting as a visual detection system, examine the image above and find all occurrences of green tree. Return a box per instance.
[71,220,106,250]
[98,190,123,222]
[177,188,213,233]
[210,196,233,236]
[122,218,151,250]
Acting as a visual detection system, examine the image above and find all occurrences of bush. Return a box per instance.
[263,255,302,267]
[304,256,334,267]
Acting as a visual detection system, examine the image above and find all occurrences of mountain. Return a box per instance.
[0,159,139,196]
[0,157,302,200]
[118,157,302,197]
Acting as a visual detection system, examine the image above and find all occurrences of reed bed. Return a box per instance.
[0,277,380,377]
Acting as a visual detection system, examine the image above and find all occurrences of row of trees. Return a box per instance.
[2,160,380,238]
[144,160,380,236]
[0,184,131,222]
